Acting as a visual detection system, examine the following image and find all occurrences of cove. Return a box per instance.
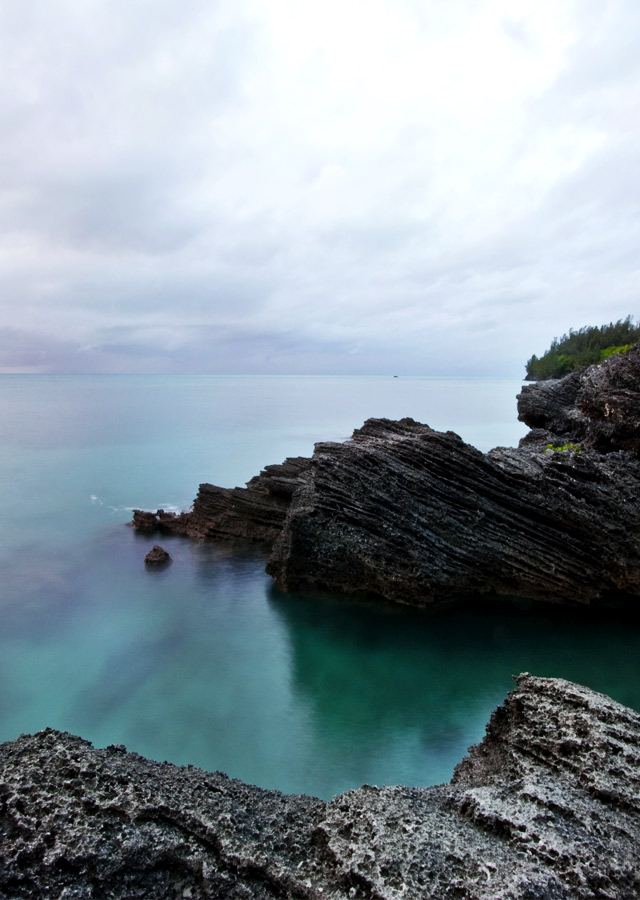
[1,374,640,799]
[3,526,640,799]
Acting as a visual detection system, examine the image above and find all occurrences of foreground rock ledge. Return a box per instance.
[133,347,640,608]
[2,675,640,899]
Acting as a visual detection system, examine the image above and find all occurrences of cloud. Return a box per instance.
[0,0,639,375]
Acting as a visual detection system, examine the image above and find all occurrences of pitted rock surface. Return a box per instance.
[2,675,640,898]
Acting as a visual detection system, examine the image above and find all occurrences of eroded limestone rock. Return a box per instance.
[2,675,640,898]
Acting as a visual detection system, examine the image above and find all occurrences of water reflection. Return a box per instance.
[3,521,640,800]
[268,585,640,790]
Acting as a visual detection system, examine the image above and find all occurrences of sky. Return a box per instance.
[1,0,639,376]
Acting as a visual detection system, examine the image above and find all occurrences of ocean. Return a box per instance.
[1,374,640,799]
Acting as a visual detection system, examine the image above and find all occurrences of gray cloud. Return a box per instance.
[0,0,638,375]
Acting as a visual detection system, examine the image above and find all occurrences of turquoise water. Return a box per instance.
[1,374,640,798]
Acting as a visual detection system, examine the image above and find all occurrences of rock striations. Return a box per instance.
[133,347,640,609]
[267,417,640,607]
[3,675,640,899]
[132,456,311,544]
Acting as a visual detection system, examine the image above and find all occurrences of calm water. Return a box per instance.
[1,374,639,798]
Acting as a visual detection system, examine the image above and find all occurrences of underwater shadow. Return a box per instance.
[266,584,640,768]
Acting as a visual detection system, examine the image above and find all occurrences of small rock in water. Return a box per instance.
[144,545,170,566]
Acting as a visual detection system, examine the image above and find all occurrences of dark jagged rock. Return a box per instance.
[2,675,640,898]
[516,369,585,443]
[144,544,170,566]
[518,345,640,455]
[131,509,160,533]
[132,457,311,544]
[186,457,311,543]
[266,415,640,607]
[131,347,640,609]
[576,347,640,454]
[130,508,191,536]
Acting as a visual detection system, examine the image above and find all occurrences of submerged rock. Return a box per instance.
[2,675,640,898]
[132,347,640,609]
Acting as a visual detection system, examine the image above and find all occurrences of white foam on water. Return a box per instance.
[106,502,184,513]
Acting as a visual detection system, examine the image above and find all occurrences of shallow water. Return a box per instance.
[1,374,639,798]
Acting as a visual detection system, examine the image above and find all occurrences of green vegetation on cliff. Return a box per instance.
[525,316,639,380]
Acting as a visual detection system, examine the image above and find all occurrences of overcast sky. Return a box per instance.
[1,0,638,375]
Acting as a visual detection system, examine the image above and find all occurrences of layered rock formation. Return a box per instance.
[3,675,640,899]
[133,347,640,609]
[132,456,311,544]
[267,417,640,606]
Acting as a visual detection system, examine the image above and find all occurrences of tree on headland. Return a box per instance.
[525,316,639,380]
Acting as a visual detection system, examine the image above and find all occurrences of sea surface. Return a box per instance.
[1,374,640,799]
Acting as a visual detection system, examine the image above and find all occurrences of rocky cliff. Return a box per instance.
[2,675,640,899]
[134,347,640,609]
